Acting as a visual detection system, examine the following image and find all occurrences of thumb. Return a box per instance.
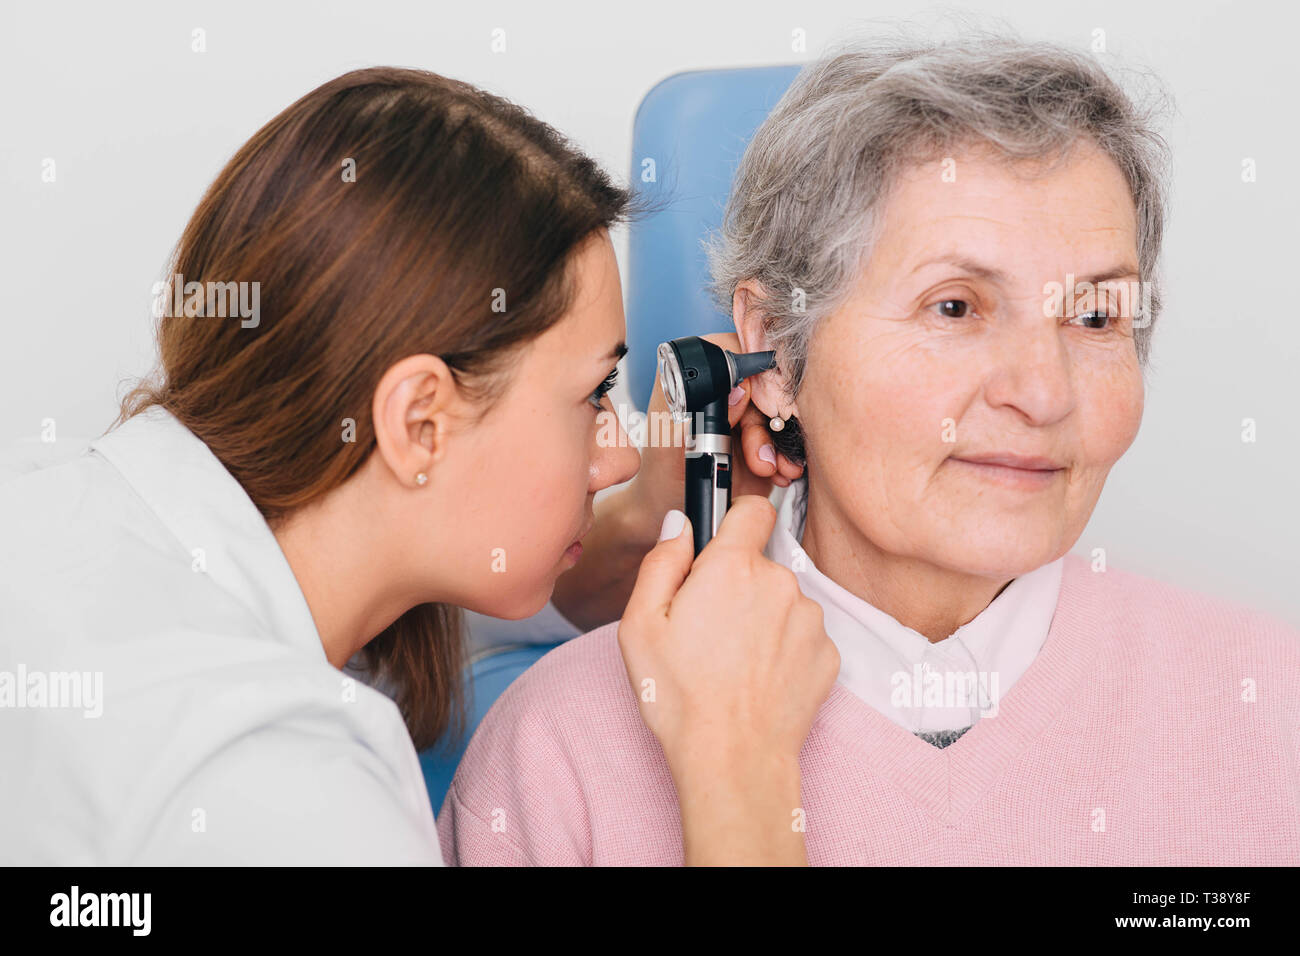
[623,510,694,622]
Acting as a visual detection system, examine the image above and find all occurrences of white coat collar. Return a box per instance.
[90,406,326,662]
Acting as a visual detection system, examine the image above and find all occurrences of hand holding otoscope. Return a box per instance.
[613,332,837,864]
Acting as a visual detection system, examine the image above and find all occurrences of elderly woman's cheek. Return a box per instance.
[1082,355,1145,469]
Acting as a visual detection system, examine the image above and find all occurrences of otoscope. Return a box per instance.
[655,336,777,556]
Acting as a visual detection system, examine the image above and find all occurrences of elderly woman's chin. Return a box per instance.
[912,494,1089,580]
[941,523,1075,580]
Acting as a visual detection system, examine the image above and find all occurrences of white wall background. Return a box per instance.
[3,0,1297,625]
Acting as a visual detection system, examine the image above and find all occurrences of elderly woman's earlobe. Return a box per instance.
[767,411,807,468]
[742,364,798,428]
[747,371,805,466]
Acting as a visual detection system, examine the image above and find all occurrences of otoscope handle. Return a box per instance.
[683,397,733,556]
[685,453,723,556]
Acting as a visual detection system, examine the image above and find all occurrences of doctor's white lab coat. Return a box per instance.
[0,406,443,864]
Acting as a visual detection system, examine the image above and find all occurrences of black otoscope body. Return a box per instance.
[655,336,777,556]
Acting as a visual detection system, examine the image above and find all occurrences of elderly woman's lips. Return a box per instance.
[948,454,1065,489]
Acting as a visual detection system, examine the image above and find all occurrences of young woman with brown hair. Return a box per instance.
[0,67,834,865]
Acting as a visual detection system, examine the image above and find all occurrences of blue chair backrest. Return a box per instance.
[624,65,801,411]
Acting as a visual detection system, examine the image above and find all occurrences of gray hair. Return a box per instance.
[706,27,1174,464]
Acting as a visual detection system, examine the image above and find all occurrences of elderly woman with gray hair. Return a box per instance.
[439,34,1300,865]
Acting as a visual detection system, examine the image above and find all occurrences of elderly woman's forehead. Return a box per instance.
[879,149,1137,247]
[895,141,1128,202]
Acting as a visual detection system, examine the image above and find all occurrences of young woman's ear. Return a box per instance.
[371,353,459,488]
[732,280,798,421]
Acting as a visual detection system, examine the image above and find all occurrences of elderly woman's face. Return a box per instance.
[795,140,1145,577]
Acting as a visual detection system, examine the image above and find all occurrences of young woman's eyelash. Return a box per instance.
[588,367,619,408]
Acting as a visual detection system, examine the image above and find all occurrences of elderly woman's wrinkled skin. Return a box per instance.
[736,139,1146,640]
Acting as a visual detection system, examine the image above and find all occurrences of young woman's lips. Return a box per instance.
[948,453,1066,489]
[564,522,593,562]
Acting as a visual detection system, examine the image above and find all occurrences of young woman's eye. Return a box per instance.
[588,367,619,408]
[930,299,975,319]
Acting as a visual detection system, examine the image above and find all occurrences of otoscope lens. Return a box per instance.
[657,342,689,422]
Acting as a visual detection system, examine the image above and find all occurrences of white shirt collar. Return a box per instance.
[764,477,1063,732]
[90,405,326,662]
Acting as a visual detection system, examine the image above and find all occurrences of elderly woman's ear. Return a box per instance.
[732,280,799,424]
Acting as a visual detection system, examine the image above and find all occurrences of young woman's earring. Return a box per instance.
[769,416,785,432]
[415,472,428,486]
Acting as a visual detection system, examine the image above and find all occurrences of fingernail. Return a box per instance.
[658,509,686,542]
[758,444,777,466]
[727,386,745,406]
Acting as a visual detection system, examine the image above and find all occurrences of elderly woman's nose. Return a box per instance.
[982,328,1076,425]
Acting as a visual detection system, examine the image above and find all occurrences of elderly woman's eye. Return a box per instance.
[1071,311,1113,330]
[931,299,973,319]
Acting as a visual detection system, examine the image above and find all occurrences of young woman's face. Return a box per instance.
[437,230,640,618]
[779,140,1146,579]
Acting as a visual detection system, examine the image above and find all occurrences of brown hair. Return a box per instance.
[119,67,637,751]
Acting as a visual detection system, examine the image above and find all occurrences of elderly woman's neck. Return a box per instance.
[799,498,1012,643]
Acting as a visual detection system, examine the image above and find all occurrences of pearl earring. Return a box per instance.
[769,416,785,432]
[415,472,428,486]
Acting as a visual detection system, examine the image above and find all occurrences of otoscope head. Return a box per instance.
[656,336,776,425]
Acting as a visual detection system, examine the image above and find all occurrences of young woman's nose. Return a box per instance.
[590,409,641,491]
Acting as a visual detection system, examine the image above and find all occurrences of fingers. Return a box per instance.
[736,403,805,485]
[622,510,695,622]
[775,454,805,480]
[726,378,751,429]
[706,495,779,556]
[726,383,797,489]
[740,418,801,487]
[740,419,777,477]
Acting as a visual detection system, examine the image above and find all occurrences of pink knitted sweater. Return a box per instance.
[437,555,1300,865]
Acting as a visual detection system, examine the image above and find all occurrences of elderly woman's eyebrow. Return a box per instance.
[907,253,1139,285]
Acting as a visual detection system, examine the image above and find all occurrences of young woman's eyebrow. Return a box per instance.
[590,341,627,374]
